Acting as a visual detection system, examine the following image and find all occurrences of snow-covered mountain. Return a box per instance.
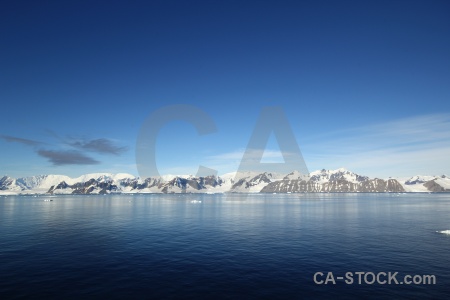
[0,173,136,195]
[259,168,397,193]
[1,169,449,195]
[309,168,369,184]
[16,175,72,192]
[0,176,22,194]
[400,174,450,192]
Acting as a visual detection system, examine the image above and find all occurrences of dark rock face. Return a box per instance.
[47,175,226,194]
[249,173,272,185]
[358,179,405,192]
[424,180,449,192]
[405,178,426,185]
[231,178,250,190]
[260,178,405,193]
[203,175,223,187]
[160,177,189,193]
[160,176,225,193]
[54,181,69,190]
[229,172,277,192]
[309,169,369,183]
[0,176,15,190]
[48,179,118,194]
[260,180,311,193]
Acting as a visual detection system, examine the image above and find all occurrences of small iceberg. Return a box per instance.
[190,200,202,204]
[436,230,450,235]
[44,199,53,202]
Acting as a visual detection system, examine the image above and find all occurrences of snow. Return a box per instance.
[18,175,72,191]
[403,175,436,185]
[397,176,429,192]
[220,171,284,182]
[398,175,450,192]
[220,171,260,182]
[437,230,450,235]
[70,173,135,184]
[51,188,74,195]
[0,191,18,195]
[309,168,367,184]
[435,178,450,189]
[400,183,430,193]
[283,170,309,180]
[2,169,450,194]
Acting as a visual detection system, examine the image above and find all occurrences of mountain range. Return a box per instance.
[1,168,449,195]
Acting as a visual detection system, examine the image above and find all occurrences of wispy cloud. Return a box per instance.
[301,113,450,177]
[209,149,286,161]
[67,138,127,155]
[0,135,43,147]
[201,114,450,177]
[203,148,289,174]
[304,114,450,149]
[37,150,99,166]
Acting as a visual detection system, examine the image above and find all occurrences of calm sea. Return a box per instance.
[1,193,449,299]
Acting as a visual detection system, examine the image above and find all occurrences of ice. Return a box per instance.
[436,230,450,235]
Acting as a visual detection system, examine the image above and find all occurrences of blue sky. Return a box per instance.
[1,0,450,178]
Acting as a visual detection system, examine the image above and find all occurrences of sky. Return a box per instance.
[1,0,450,179]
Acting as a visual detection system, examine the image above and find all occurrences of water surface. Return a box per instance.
[0,193,449,299]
